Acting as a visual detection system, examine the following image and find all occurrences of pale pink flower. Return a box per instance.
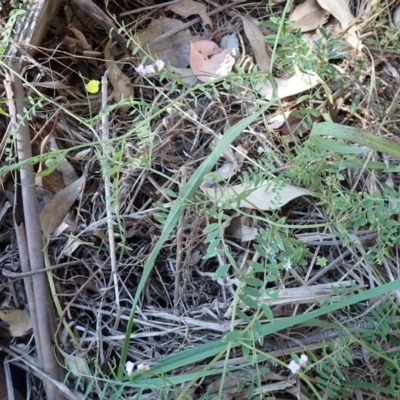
[125,361,135,375]
[288,354,308,375]
[136,363,150,372]
[155,59,165,72]
[144,65,156,74]
[299,354,308,366]
[134,65,145,74]
[288,360,301,375]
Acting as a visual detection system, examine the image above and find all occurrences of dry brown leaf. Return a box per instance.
[0,309,31,337]
[105,41,133,114]
[202,180,312,210]
[36,135,78,193]
[74,148,92,160]
[165,0,213,29]
[190,41,235,82]
[257,68,322,100]
[289,0,330,32]
[241,17,270,71]
[41,175,85,238]
[67,24,92,50]
[225,216,257,242]
[316,0,363,50]
[135,17,192,68]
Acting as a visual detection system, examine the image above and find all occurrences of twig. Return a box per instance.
[101,70,120,310]
[4,62,65,400]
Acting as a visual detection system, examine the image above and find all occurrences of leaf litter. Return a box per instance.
[3,0,400,398]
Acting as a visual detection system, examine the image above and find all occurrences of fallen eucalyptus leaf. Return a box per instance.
[41,176,86,238]
[135,17,192,68]
[225,215,257,242]
[0,309,31,337]
[316,0,363,50]
[165,0,213,29]
[190,41,235,82]
[241,17,270,71]
[202,180,312,210]
[257,68,322,100]
[289,0,330,32]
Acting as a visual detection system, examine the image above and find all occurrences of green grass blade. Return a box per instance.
[130,277,400,386]
[310,122,400,158]
[117,100,275,379]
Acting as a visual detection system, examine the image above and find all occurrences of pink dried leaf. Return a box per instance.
[190,41,235,82]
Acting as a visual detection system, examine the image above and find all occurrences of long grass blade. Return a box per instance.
[310,122,400,158]
[117,100,275,379]
[130,277,400,387]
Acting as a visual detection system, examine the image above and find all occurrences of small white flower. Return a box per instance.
[155,59,165,72]
[299,354,308,366]
[125,361,135,375]
[287,354,308,375]
[288,360,301,375]
[284,259,292,271]
[136,363,150,372]
[144,65,156,74]
[135,65,145,74]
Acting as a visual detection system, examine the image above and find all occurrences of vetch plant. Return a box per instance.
[135,59,165,75]
[288,354,308,375]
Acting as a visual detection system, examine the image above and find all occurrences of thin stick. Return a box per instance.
[101,70,120,310]
[5,63,65,400]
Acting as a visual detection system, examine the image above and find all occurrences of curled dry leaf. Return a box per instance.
[0,309,31,337]
[36,135,78,193]
[241,17,270,71]
[165,0,213,29]
[67,24,92,50]
[105,41,133,113]
[289,0,330,32]
[41,175,86,238]
[225,215,257,242]
[316,0,363,50]
[257,68,322,100]
[202,180,312,211]
[135,17,192,68]
[190,40,235,82]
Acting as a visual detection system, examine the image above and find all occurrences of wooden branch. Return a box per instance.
[5,63,66,400]
[4,0,63,66]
